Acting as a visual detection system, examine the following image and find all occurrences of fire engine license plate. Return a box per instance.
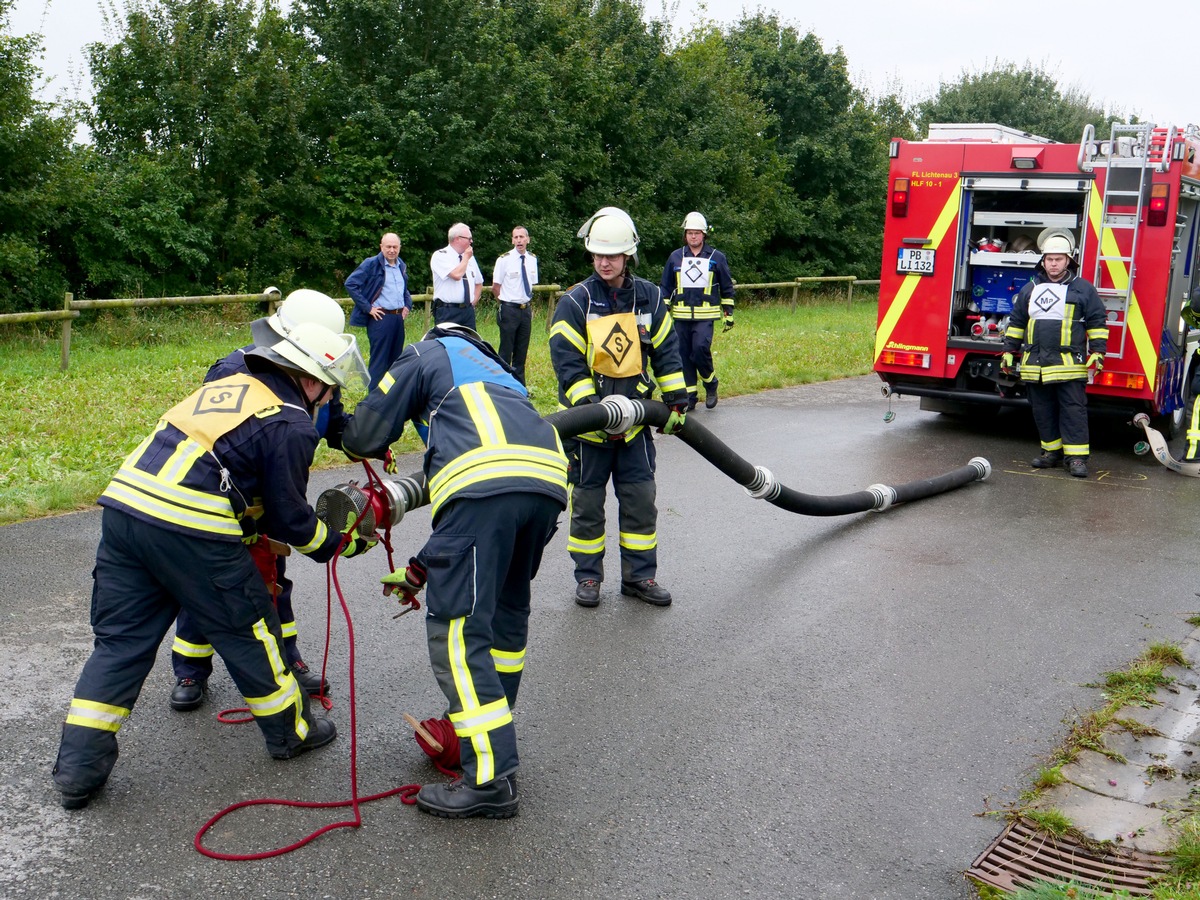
[896,248,935,275]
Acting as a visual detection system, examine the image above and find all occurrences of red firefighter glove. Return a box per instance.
[1000,352,1014,374]
[659,403,687,435]
[381,558,426,614]
[1087,352,1104,371]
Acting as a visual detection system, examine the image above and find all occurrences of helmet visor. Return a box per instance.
[283,330,370,390]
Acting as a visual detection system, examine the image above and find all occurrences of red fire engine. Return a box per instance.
[875,122,1200,436]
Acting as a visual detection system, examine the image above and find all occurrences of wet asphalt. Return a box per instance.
[2,375,1198,899]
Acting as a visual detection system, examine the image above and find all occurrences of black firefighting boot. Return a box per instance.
[169,677,207,712]
[621,578,672,607]
[292,660,330,695]
[705,379,719,409]
[416,774,519,819]
[686,393,698,412]
[1031,451,1063,469]
[270,717,338,760]
[574,579,601,608]
[1066,457,1088,478]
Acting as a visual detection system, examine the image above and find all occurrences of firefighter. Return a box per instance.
[550,207,689,608]
[660,211,735,409]
[341,324,567,819]
[1181,286,1200,460]
[1001,233,1108,478]
[169,289,351,711]
[51,322,371,810]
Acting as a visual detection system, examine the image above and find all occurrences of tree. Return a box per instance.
[913,62,1115,144]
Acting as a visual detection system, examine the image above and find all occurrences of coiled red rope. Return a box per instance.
[194,461,433,860]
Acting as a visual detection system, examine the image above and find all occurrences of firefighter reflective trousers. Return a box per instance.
[422,492,561,786]
[566,430,658,585]
[1028,379,1090,457]
[53,508,316,795]
[673,319,716,399]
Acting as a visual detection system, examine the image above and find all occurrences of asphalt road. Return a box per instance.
[2,375,1197,899]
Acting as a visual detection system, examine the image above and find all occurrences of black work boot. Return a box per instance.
[1031,451,1063,469]
[169,677,207,712]
[574,580,601,608]
[686,393,698,412]
[621,578,672,607]
[416,775,519,819]
[1066,457,1088,478]
[705,379,719,409]
[271,717,338,760]
[291,660,330,695]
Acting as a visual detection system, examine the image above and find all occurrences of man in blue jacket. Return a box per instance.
[346,232,413,390]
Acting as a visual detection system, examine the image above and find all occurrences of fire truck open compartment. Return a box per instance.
[875,122,1200,434]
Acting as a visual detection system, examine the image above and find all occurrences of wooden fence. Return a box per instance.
[1,276,879,371]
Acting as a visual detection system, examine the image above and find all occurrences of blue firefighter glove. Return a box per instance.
[381,558,426,614]
[340,511,377,559]
[1087,353,1104,371]
[383,449,398,475]
[661,403,687,435]
[1000,352,1014,374]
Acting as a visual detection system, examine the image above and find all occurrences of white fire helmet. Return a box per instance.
[258,322,369,389]
[681,211,708,233]
[578,207,640,256]
[1040,234,1075,257]
[268,289,346,338]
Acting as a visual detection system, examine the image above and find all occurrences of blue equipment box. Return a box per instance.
[971,265,1033,314]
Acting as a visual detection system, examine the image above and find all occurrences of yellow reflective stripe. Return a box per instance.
[1088,190,1153,379]
[656,370,687,393]
[1004,325,1025,340]
[565,378,596,404]
[242,619,307,739]
[1086,327,1108,341]
[619,530,657,551]
[651,313,674,348]
[568,533,604,554]
[550,320,586,354]
[294,518,328,554]
[1063,443,1089,455]
[379,371,395,393]
[101,478,242,537]
[1042,439,1064,451]
[450,696,512,737]
[65,698,130,733]
[461,382,505,447]
[111,464,235,516]
[280,620,297,639]
[875,178,962,362]
[160,437,207,484]
[172,636,214,658]
[491,646,525,673]
[428,446,568,514]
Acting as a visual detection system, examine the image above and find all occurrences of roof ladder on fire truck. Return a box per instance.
[1088,123,1166,357]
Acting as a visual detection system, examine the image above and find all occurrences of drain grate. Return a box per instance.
[967,817,1173,896]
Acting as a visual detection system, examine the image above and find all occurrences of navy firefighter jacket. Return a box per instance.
[99,366,343,562]
[341,329,568,521]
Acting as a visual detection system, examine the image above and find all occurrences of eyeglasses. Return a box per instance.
[453,235,473,244]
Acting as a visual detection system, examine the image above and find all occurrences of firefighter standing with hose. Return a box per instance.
[660,211,735,410]
[550,207,689,608]
[51,322,371,810]
[341,323,567,819]
[1001,232,1108,478]
[169,289,352,711]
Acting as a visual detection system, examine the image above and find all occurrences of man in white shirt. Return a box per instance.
[491,225,538,384]
[430,223,484,330]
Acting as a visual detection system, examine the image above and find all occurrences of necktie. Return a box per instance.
[519,254,530,298]
[459,254,469,303]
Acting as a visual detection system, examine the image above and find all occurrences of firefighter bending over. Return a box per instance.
[341,324,567,819]
[51,322,370,810]
[550,207,689,608]
[1001,233,1107,478]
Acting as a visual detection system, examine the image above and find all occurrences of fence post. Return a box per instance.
[791,279,800,312]
[846,276,855,306]
[60,292,73,371]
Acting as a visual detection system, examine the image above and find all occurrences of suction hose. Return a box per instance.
[546,395,990,515]
[365,394,990,525]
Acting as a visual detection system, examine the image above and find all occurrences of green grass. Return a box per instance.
[0,293,877,524]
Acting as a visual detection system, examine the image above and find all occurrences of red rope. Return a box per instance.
[194,460,426,861]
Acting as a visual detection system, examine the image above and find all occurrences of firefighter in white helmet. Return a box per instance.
[1001,233,1107,477]
[660,211,736,409]
[168,288,355,712]
[53,322,369,810]
[549,207,689,608]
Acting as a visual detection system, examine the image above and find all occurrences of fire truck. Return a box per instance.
[874,122,1200,436]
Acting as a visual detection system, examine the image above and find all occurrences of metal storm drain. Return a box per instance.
[967,818,1173,896]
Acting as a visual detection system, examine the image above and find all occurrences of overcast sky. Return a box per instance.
[11,0,1199,134]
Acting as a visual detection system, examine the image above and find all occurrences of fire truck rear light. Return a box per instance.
[1093,371,1146,390]
[1147,183,1169,226]
[891,178,909,218]
[879,349,930,368]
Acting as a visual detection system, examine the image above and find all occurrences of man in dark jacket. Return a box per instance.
[343,324,567,819]
[346,232,413,390]
[1001,233,1108,478]
[52,323,370,810]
